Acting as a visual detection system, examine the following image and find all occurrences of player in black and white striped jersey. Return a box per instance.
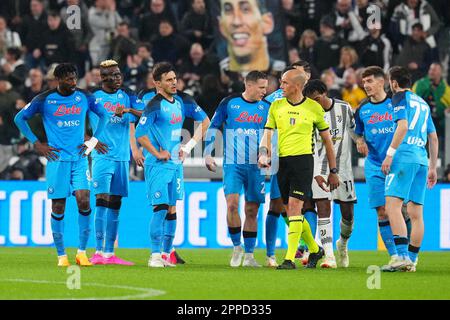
[303,80,360,268]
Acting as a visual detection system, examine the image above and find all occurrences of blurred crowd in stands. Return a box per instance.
[0,0,450,181]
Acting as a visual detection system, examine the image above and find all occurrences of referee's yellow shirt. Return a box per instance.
[265,97,329,157]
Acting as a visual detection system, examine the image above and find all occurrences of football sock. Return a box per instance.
[393,235,409,258]
[340,218,354,246]
[105,204,120,254]
[163,212,177,254]
[150,204,168,254]
[304,209,317,239]
[243,231,257,254]
[281,211,289,226]
[378,219,397,256]
[94,199,108,252]
[51,212,65,256]
[318,218,333,257]
[301,217,319,254]
[265,210,280,257]
[408,245,420,263]
[228,226,241,247]
[285,216,303,261]
[78,208,91,251]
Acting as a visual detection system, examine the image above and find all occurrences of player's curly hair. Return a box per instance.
[389,66,412,88]
[100,60,119,68]
[53,63,77,79]
[303,79,328,96]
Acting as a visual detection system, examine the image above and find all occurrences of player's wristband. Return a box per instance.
[386,146,396,157]
[181,139,197,154]
[84,137,98,155]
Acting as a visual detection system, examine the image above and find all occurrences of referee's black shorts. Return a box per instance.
[277,155,314,204]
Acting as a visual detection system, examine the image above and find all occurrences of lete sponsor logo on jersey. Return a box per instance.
[234,112,263,123]
[367,112,393,124]
[53,104,82,116]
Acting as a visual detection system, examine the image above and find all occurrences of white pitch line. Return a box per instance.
[1,279,166,300]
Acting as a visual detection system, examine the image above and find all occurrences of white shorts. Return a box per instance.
[311,170,357,203]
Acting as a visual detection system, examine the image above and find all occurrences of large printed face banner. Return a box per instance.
[208,0,287,73]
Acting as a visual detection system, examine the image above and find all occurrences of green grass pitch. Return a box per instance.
[0,247,449,300]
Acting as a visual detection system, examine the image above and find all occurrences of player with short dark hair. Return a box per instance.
[205,70,270,267]
[136,62,209,268]
[381,66,438,272]
[88,60,144,266]
[304,79,358,268]
[14,63,110,267]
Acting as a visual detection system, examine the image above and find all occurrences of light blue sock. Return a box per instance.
[105,208,119,254]
[94,204,108,252]
[393,235,409,258]
[51,212,65,256]
[243,231,257,253]
[163,213,177,253]
[150,205,167,254]
[378,219,397,256]
[265,211,280,257]
[304,209,317,238]
[228,227,241,247]
[78,209,91,251]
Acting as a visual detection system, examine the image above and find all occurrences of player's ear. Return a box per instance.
[262,12,274,35]
[218,16,226,38]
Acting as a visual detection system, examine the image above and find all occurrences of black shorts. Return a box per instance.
[277,155,314,204]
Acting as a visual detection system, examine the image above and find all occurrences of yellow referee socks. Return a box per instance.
[301,218,319,253]
[285,216,304,261]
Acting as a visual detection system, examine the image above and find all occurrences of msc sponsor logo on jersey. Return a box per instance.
[53,104,82,116]
[234,112,263,123]
[56,120,81,127]
[236,128,258,135]
[370,125,395,135]
[367,112,392,124]
[407,136,426,147]
[110,117,123,124]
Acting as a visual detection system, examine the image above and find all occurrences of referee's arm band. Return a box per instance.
[264,127,274,130]
[318,127,330,132]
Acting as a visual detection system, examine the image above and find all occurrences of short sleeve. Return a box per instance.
[178,92,207,121]
[21,95,44,119]
[392,92,407,122]
[314,105,329,131]
[264,103,276,129]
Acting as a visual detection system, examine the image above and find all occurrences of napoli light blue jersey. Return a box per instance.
[138,88,157,106]
[14,88,109,161]
[391,90,436,166]
[135,93,207,168]
[89,87,144,161]
[265,89,283,103]
[205,94,270,164]
[354,97,394,166]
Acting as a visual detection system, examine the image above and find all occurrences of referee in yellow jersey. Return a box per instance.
[258,68,339,269]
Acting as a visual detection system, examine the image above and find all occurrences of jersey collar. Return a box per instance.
[286,96,306,106]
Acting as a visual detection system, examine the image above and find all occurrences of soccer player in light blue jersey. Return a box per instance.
[136,62,209,268]
[381,66,438,272]
[138,86,207,265]
[355,66,400,269]
[264,60,314,266]
[88,60,144,266]
[204,71,270,267]
[14,63,110,267]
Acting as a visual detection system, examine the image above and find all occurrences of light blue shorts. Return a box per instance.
[144,164,183,206]
[364,159,386,209]
[269,174,281,200]
[91,158,129,197]
[46,159,89,199]
[385,162,427,205]
[223,164,265,203]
